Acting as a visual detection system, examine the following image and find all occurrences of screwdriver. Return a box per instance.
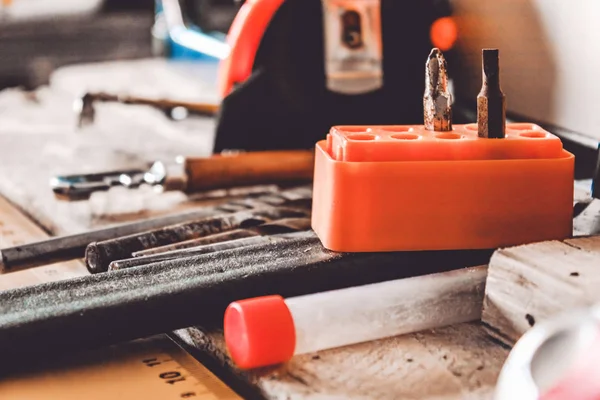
[423,48,452,131]
[51,150,316,201]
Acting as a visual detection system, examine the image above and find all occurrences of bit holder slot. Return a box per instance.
[311,123,574,252]
[327,123,564,162]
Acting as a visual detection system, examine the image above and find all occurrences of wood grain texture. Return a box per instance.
[175,323,509,400]
[482,234,600,346]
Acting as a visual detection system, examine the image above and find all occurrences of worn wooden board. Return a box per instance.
[482,234,600,346]
[175,323,509,400]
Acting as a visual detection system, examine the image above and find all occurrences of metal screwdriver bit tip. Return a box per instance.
[477,49,506,138]
[424,48,453,132]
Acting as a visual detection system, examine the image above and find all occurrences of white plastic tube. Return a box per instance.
[224,266,486,369]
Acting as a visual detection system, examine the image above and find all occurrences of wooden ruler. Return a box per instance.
[0,195,241,399]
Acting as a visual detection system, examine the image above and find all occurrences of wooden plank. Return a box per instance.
[482,235,600,346]
[175,323,509,400]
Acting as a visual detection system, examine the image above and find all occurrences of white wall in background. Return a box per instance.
[453,0,600,139]
[0,0,103,22]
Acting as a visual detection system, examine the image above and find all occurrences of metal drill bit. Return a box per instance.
[424,48,452,131]
[477,49,506,138]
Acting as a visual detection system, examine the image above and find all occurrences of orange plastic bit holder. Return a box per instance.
[311,123,574,252]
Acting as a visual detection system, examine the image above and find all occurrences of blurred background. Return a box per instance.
[0,0,598,141]
[0,0,239,89]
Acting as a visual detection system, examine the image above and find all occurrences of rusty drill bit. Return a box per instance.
[477,49,506,138]
[424,48,452,131]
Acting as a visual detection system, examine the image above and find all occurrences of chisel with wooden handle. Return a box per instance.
[51,150,315,200]
[75,91,220,128]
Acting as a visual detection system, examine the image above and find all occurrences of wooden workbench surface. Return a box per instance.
[0,58,594,399]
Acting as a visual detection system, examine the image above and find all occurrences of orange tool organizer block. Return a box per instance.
[311,123,574,252]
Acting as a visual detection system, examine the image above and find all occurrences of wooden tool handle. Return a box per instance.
[184,150,315,192]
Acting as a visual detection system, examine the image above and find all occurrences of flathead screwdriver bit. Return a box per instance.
[477,49,506,138]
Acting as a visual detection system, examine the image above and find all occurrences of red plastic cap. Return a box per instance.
[224,295,296,369]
